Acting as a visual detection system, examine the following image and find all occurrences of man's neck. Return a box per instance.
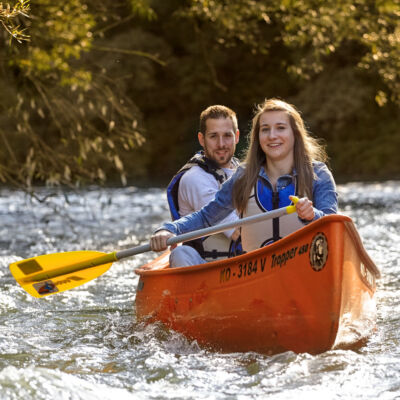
[220,159,234,169]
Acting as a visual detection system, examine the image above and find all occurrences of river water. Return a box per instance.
[0,181,399,399]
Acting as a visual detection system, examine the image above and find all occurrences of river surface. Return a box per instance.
[0,181,399,399]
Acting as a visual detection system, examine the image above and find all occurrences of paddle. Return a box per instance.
[10,196,299,298]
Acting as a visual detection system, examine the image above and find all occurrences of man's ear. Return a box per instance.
[235,129,240,144]
[198,132,205,148]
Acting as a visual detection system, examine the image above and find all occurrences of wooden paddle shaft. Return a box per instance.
[115,206,294,260]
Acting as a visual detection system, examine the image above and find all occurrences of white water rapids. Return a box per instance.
[0,181,399,399]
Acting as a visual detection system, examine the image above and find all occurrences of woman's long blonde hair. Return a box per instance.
[232,98,328,214]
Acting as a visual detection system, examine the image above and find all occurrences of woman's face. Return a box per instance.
[258,111,295,164]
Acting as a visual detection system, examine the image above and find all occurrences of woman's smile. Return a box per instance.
[259,111,295,163]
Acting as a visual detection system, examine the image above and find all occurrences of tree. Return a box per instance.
[0,0,156,187]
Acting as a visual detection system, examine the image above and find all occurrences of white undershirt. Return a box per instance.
[177,165,238,238]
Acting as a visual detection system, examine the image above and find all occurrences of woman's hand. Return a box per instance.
[150,229,176,252]
[293,196,315,221]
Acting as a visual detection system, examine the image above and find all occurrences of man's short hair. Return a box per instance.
[199,105,238,134]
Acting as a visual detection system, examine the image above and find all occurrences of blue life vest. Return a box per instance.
[167,151,237,221]
[255,178,296,211]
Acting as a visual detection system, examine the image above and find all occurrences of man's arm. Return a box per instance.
[178,166,237,238]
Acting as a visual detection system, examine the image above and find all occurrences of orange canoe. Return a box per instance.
[135,215,380,355]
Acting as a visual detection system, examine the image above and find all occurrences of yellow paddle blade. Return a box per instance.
[9,250,117,298]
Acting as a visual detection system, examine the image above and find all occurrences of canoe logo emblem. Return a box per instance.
[309,232,328,271]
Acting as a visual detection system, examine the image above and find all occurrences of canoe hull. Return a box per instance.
[135,215,379,354]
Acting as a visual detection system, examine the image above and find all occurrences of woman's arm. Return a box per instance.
[150,168,242,251]
[312,162,338,219]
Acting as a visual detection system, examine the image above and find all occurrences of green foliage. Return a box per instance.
[128,0,156,20]
[182,0,400,104]
[13,0,94,86]
[278,0,400,104]
[1,0,153,187]
[0,0,30,43]
[179,1,272,53]
[0,0,399,188]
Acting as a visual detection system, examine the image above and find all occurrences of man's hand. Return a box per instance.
[150,229,176,252]
[293,196,315,221]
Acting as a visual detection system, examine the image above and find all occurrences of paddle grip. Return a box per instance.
[286,195,299,214]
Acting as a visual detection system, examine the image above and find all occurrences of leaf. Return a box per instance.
[114,155,123,171]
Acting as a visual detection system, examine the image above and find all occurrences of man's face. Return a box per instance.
[198,118,239,168]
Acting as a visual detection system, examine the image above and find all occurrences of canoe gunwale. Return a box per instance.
[343,219,380,278]
[135,214,380,279]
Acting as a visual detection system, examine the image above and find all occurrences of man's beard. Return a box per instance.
[205,146,233,168]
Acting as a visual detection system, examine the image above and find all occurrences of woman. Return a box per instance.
[151,98,338,266]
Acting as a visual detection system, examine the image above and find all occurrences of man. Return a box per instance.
[166,105,240,267]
